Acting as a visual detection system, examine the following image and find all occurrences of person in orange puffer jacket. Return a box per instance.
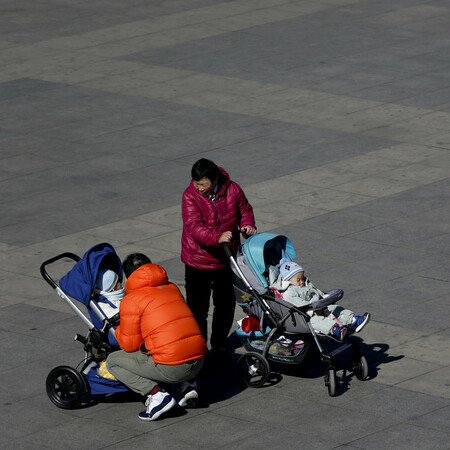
[106,253,206,421]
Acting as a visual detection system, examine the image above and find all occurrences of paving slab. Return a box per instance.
[1,0,449,449]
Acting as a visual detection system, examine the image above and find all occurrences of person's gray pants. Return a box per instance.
[106,350,204,396]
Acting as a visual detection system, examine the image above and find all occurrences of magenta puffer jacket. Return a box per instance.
[181,168,256,270]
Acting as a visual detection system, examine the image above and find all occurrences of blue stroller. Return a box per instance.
[222,233,369,396]
[40,243,129,409]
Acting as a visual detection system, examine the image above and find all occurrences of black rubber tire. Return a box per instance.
[353,354,369,381]
[326,368,337,397]
[46,366,86,409]
[237,352,270,388]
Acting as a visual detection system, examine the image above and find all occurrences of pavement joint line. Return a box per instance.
[9,141,446,261]
[2,2,449,140]
[64,66,450,139]
[28,62,443,141]
[27,0,364,51]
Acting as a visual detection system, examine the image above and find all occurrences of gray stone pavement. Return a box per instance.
[1,0,449,448]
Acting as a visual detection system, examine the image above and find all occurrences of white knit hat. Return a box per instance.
[279,258,304,281]
[95,269,119,293]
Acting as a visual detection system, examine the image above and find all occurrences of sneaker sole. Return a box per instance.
[138,397,176,421]
[354,314,370,333]
[178,390,198,408]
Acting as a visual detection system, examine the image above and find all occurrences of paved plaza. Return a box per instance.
[1,0,449,448]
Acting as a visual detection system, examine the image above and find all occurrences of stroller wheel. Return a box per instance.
[237,352,270,388]
[325,368,337,397]
[46,366,86,409]
[352,355,369,381]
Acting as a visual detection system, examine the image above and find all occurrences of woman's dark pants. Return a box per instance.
[184,264,236,350]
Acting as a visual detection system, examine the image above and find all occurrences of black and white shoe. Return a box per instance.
[139,389,176,421]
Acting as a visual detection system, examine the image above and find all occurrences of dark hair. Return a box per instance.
[191,158,220,182]
[122,253,151,278]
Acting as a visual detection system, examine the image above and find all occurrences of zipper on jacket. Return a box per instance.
[211,197,224,232]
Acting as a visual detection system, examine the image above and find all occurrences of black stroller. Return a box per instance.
[40,243,129,409]
[223,233,369,396]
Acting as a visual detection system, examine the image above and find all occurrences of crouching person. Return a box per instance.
[106,253,206,421]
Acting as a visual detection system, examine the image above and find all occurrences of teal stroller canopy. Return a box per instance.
[242,233,297,289]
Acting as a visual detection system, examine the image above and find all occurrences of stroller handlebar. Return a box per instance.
[221,228,249,258]
[40,252,81,289]
[220,242,234,260]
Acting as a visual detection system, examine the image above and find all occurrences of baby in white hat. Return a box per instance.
[94,269,125,320]
[270,258,370,340]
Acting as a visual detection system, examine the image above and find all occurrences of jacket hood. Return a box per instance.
[125,264,168,292]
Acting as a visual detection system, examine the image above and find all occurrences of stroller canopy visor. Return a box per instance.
[59,243,122,306]
[242,233,296,288]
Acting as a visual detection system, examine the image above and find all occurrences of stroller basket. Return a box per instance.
[236,325,310,364]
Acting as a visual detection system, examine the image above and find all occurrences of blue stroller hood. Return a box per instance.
[60,242,122,307]
[242,233,296,289]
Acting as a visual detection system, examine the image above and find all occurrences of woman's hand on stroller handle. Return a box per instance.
[219,227,256,243]
[240,226,256,238]
[229,227,256,241]
[218,231,233,243]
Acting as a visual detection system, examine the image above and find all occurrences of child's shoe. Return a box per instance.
[139,388,176,421]
[351,312,370,333]
[331,325,347,340]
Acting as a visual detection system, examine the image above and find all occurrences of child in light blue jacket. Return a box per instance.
[269,258,370,340]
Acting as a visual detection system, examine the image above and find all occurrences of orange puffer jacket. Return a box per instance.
[115,263,206,365]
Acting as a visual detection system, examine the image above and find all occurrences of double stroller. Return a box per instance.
[40,243,129,409]
[223,233,369,396]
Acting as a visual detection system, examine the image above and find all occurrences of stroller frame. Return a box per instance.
[223,234,368,396]
[40,247,128,409]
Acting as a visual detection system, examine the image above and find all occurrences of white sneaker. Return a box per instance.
[178,381,198,408]
[138,389,176,421]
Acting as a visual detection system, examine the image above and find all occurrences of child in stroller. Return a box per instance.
[223,232,370,396]
[269,258,370,340]
[93,268,125,322]
[41,242,130,409]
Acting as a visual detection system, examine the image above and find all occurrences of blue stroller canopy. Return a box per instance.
[59,242,122,307]
[242,233,296,288]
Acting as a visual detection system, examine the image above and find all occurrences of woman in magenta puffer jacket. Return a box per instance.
[181,159,256,359]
